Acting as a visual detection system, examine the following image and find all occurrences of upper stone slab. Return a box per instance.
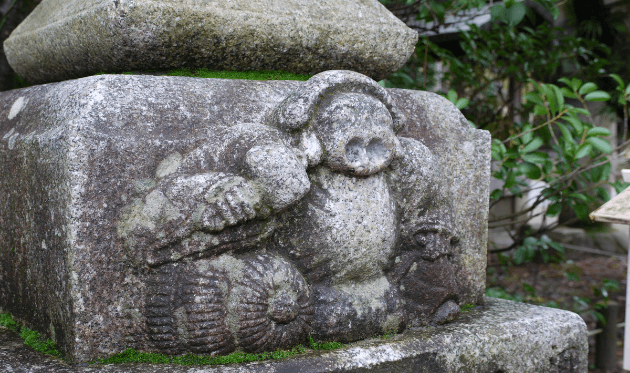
[4,0,418,84]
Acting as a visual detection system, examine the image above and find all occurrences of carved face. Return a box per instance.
[308,93,400,176]
[275,93,401,287]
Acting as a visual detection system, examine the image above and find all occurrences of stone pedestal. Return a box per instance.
[0,73,490,362]
[0,298,588,372]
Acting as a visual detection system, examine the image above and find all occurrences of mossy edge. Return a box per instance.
[0,312,61,357]
[97,68,313,81]
[91,335,350,366]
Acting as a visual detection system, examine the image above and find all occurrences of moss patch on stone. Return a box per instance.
[92,346,309,365]
[460,303,476,312]
[98,68,313,81]
[92,335,354,365]
[308,336,347,350]
[166,68,312,81]
[0,312,61,357]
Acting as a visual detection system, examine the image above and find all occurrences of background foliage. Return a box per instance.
[381,0,630,328]
[381,0,630,259]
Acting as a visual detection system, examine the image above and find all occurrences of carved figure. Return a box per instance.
[388,137,461,326]
[118,70,461,354]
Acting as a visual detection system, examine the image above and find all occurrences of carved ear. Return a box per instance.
[267,70,406,133]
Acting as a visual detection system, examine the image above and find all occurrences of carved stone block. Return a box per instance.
[4,0,417,84]
[0,71,490,362]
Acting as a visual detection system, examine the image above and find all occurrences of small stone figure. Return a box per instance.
[388,137,461,326]
[119,70,461,354]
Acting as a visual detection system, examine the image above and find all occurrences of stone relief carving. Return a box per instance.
[118,70,461,355]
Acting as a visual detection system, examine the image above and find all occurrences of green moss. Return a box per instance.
[0,312,61,357]
[0,312,18,330]
[308,336,346,350]
[460,303,476,312]
[20,328,61,356]
[96,68,312,81]
[93,345,309,365]
[92,334,354,366]
[164,68,312,81]
[376,331,397,340]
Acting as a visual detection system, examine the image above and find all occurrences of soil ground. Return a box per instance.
[487,250,627,372]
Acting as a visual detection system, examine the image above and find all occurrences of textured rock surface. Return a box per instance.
[0,72,489,361]
[0,298,588,372]
[3,0,418,84]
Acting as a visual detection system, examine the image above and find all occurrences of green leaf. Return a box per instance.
[455,98,470,110]
[558,77,572,87]
[564,141,576,158]
[584,91,611,102]
[570,78,583,91]
[447,89,457,103]
[543,84,558,114]
[573,107,590,116]
[556,123,573,142]
[513,246,526,265]
[546,202,562,217]
[553,85,564,111]
[509,185,523,197]
[524,92,544,105]
[626,83,630,95]
[572,203,590,220]
[518,162,541,179]
[568,193,590,203]
[504,171,516,189]
[597,162,612,182]
[578,82,597,95]
[564,117,584,133]
[490,4,507,21]
[433,2,446,22]
[587,127,611,137]
[522,137,544,153]
[587,137,613,154]
[548,241,565,253]
[596,186,610,201]
[505,2,527,26]
[533,104,547,116]
[490,189,503,200]
[491,142,504,159]
[560,87,577,99]
[610,73,624,88]
[575,144,593,159]
[521,124,533,144]
[522,152,548,163]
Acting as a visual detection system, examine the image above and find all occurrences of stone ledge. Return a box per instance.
[4,0,417,84]
[0,298,587,373]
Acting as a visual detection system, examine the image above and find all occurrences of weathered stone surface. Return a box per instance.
[3,0,418,84]
[0,71,489,362]
[0,298,588,372]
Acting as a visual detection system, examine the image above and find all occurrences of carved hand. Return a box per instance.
[201,175,262,231]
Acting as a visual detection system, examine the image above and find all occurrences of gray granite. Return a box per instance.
[0,298,588,372]
[0,72,489,362]
[3,0,418,84]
